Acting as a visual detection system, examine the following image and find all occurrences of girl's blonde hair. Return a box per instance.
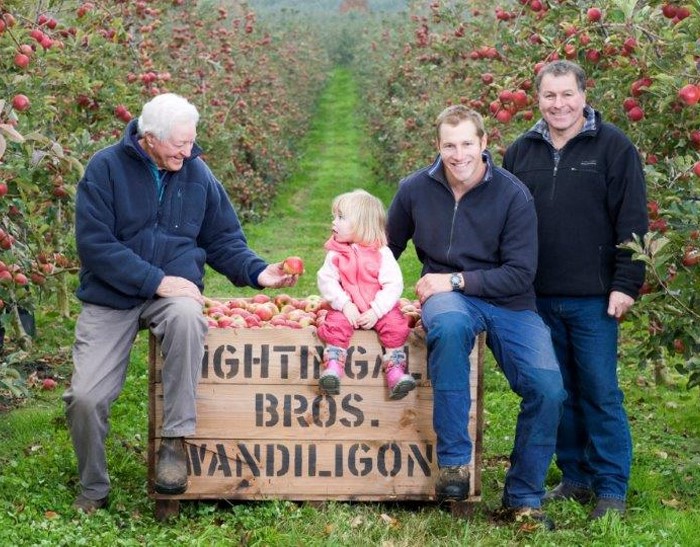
[332,189,388,247]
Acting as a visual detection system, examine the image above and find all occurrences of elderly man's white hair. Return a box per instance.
[137,93,200,140]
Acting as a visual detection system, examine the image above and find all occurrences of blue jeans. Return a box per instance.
[421,292,565,509]
[537,296,631,501]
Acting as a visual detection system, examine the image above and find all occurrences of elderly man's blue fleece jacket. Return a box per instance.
[75,119,266,310]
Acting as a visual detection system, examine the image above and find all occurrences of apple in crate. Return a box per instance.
[282,256,305,275]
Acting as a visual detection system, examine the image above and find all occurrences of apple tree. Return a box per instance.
[352,0,700,388]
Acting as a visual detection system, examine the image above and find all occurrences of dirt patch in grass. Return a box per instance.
[0,345,71,414]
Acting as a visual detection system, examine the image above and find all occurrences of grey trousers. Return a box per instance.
[63,297,207,500]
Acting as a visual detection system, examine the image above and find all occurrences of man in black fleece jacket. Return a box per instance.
[503,60,648,520]
[388,105,565,529]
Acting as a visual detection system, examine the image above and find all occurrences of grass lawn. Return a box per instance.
[1,67,699,546]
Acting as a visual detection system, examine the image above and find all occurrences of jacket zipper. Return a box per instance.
[550,149,560,201]
[447,200,459,260]
[174,188,182,229]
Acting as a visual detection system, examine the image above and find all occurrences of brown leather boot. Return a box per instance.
[155,437,188,495]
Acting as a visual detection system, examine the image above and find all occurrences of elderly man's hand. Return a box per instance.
[156,275,204,305]
[257,262,299,289]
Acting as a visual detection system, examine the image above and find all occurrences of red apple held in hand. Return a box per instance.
[282,256,305,275]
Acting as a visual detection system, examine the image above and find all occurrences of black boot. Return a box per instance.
[155,437,188,495]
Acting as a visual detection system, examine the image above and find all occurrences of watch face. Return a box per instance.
[451,274,460,290]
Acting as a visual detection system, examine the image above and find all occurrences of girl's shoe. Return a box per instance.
[384,350,416,400]
[319,346,346,395]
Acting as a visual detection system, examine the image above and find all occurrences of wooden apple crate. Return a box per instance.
[148,326,484,520]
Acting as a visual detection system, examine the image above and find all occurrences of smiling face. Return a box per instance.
[437,119,487,189]
[537,71,586,143]
[144,122,196,171]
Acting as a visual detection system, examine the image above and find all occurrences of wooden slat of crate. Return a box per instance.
[148,327,484,503]
[154,384,444,441]
[152,328,430,385]
[163,440,438,500]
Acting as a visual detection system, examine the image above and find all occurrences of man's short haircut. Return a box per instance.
[137,93,200,140]
[535,60,587,93]
[435,105,485,142]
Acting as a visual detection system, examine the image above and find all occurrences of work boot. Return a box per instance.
[543,481,595,504]
[383,350,416,400]
[590,498,626,519]
[73,493,108,514]
[435,464,470,503]
[319,346,346,395]
[155,437,188,495]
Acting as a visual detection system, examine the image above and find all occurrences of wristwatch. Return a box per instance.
[450,273,463,291]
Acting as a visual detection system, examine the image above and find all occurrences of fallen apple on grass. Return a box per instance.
[42,378,58,390]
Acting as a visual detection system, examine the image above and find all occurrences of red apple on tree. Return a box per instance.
[662,4,677,18]
[282,256,305,275]
[14,53,30,69]
[678,84,699,106]
[12,94,30,111]
[14,272,28,286]
[627,106,644,122]
[496,109,512,124]
[586,7,602,22]
[692,161,700,178]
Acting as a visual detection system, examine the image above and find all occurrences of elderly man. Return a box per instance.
[63,93,298,513]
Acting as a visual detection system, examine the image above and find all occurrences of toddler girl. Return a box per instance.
[316,189,416,400]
